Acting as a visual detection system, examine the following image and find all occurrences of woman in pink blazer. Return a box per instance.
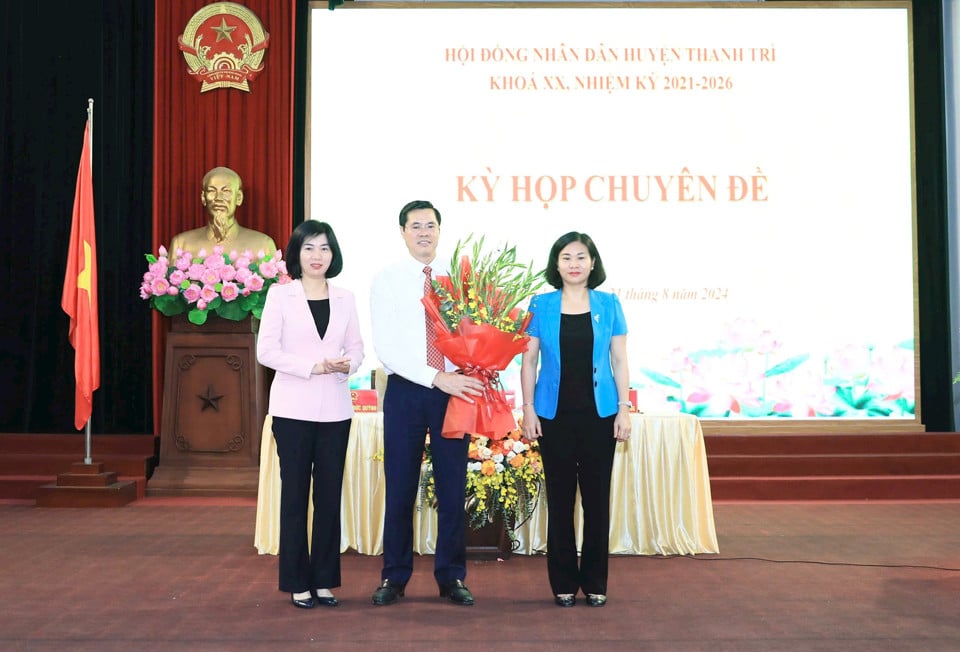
[257,220,364,610]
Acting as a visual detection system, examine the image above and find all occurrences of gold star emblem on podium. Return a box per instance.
[198,385,225,412]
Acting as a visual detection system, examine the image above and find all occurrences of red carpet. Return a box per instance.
[1,498,958,650]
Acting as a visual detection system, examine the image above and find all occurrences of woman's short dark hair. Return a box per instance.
[398,200,442,227]
[284,220,344,279]
[544,231,606,289]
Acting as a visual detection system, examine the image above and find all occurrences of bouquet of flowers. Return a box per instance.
[419,424,543,541]
[422,236,545,440]
[140,245,290,325]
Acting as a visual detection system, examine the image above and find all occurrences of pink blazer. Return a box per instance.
[256,280,364,422]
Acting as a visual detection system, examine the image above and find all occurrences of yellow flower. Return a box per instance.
[417,424,544,542]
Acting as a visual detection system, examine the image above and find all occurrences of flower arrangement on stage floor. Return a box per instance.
[422,235,545,440]
[140,245,290,325]
[419,423,544,540]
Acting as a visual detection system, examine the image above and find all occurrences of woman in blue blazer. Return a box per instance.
[520,232,632,608]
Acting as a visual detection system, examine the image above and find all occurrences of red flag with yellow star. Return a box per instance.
[60,121,100,430]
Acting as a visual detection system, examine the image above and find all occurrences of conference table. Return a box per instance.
[254,412,718,557]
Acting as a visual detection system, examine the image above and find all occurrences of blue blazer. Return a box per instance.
[527,289,628,419]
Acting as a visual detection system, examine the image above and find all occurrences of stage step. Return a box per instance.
[704,432,960,455]
[0,475,52,500]
[5,432,959,502]
[705,432,960,500]
[0,474,147,501]
[707,453,960,476]
[0,453,153,477]
[0,434,156,502]
[711,475,960,501]
[35,481,139,508]
[0,433,157,455]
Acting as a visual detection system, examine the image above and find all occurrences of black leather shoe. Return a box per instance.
[586,593,607,607]
[371,579,405,606]
[291,593,315,609]
[554,594,576,607]
[314,595,339,607]
[438,579,474,606]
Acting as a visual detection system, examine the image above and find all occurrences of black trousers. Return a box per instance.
[273,415,351,593]
[538,408,617,595]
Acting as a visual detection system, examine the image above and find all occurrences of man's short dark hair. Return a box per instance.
[398,200,442,228]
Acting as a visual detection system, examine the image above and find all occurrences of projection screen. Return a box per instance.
[307,2,918,431]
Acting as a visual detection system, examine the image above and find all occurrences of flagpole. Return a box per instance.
[84,98,94,465]
[45,98,130,507]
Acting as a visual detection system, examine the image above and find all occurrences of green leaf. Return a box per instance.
[151,295,186,316]
[834,386,884,410]
[866,406,892,416]
[852,390,881,410]
[764,354,809,378]
[834,386,854,407]
[216,301,247,321]
[239,293,259,311]
[687,348,729,360]
[740,401,776,417]
[640,368,681,389]
[687,403,711,417]
[188,309,208,325]
[894,397,915,414]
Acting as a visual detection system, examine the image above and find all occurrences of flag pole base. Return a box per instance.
[35,462,137,508]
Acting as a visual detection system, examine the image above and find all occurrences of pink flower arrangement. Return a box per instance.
[140,244,291,325]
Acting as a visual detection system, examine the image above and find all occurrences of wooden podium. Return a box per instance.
[148,314,269,497]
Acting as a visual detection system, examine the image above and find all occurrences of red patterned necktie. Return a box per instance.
[424,266,444,370]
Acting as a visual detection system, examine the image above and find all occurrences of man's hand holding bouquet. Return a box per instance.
[422,236,545,440]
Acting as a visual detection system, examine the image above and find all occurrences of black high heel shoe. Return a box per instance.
[291,593,315,609]
[554,594,576,607]
[314,593,339,607]
[586,593,607,607]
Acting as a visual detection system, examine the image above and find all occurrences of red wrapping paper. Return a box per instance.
[422,293,531,440]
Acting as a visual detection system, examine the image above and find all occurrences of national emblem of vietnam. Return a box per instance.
[178,2,270,93]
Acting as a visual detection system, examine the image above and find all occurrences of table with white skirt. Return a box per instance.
[254,411,719,556]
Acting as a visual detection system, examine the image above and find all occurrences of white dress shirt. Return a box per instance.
[370,255,456,388]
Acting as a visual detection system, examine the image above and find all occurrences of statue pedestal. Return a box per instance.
[148,314,269,497]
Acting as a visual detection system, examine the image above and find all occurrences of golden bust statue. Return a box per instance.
[169,166,277,257]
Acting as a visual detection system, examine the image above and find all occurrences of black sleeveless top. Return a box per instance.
[557,312,594,411]
[307,299,330,339]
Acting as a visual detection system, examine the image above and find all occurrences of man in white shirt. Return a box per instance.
[369,200,483,607]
